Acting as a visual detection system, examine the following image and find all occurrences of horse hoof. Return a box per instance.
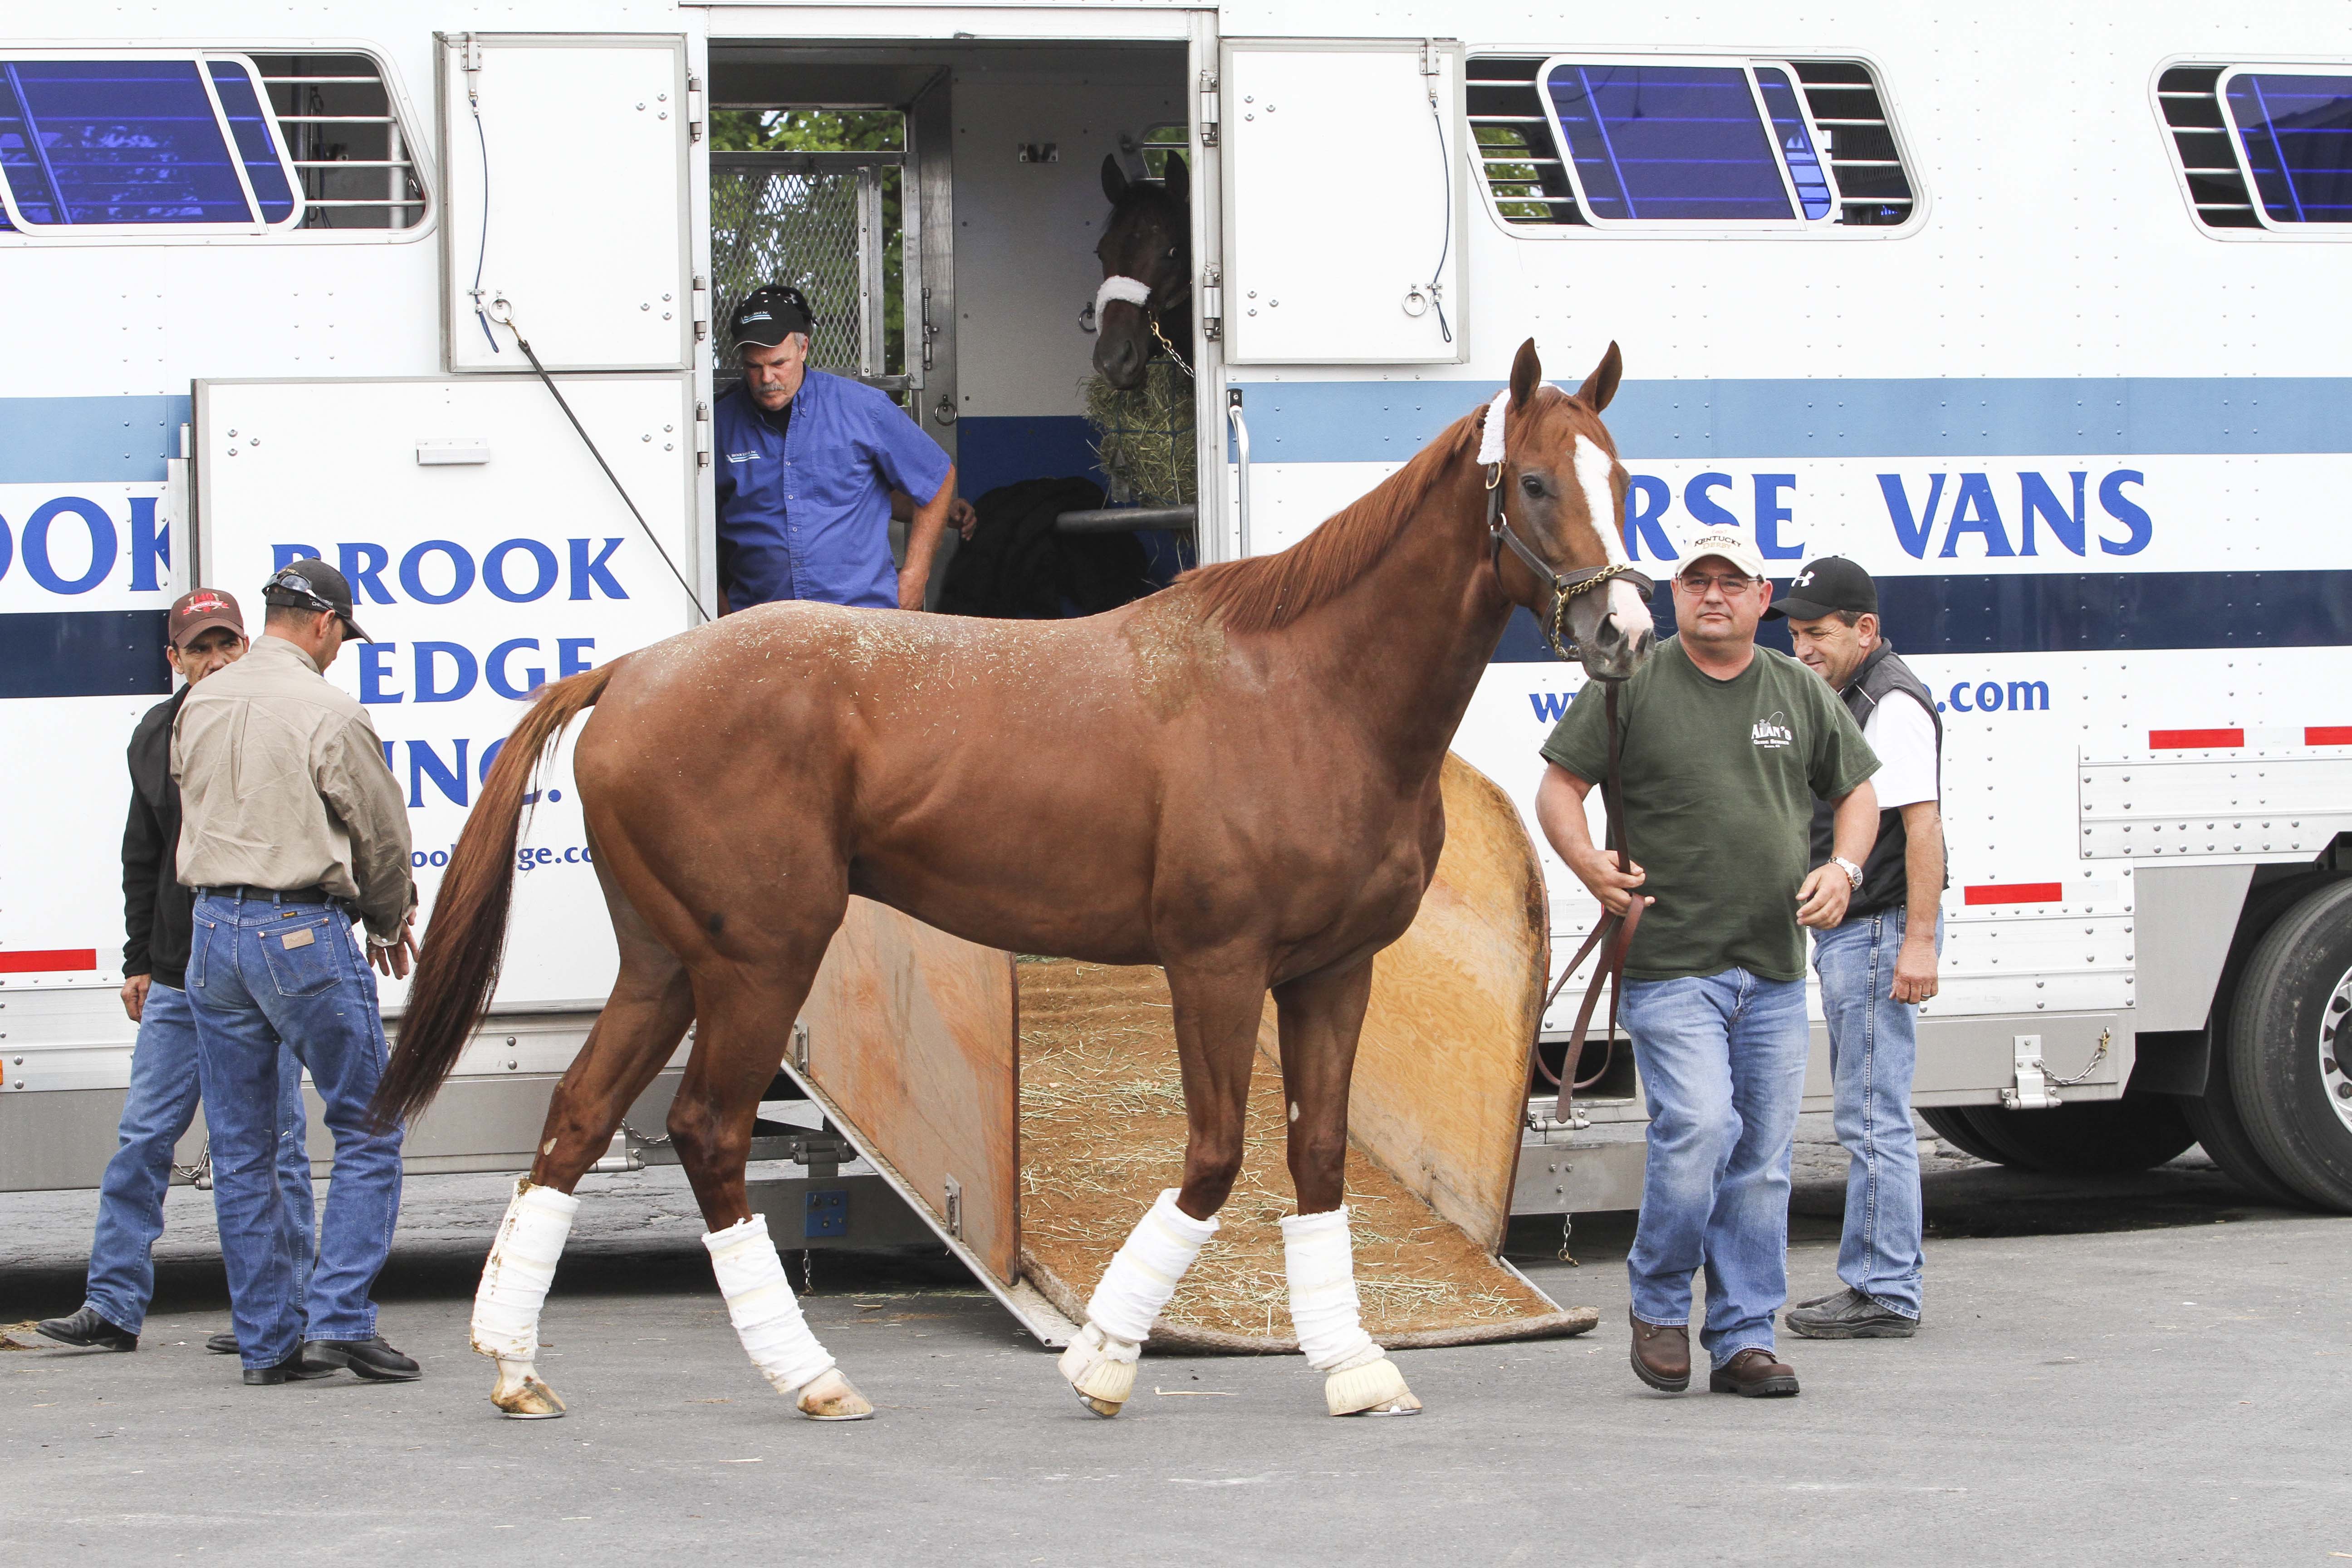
[493,1375,567,1420]
[797,1368,875,1421]
[1325,1357,1419,1417]
[1057,1327,1137,1418]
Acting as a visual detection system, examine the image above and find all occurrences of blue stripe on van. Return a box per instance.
[1493,568,2352,662]
[1231,377,2352,462]
[0,396,190,483]
[0,610,170,696]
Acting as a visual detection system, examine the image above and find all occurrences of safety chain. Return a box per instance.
[2043,1029,2112,1088]
[1148,314,1196,377]
[172,1144,212,1189]
[1558,1212,1578,1266]
[617,1118,672,1148]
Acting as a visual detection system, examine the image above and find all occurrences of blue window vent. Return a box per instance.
[1470,54,1915,233]
[2222,71,2352,226]
[0,54,302,232]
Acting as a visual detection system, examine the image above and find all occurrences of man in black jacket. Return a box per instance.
[36,590,317,1355]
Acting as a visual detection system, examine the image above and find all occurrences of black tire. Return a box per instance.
[1954,1093,2197,1174]
[1917,1107,2009,1164]
[2223,878,2352,1213]
[2182,1063,2312,1209]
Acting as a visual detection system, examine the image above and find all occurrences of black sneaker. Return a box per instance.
[206,1332,239,1355]
[302,1335,422,1382]
[243,1347,340,1385]
[35,1307,137,1352]
[1784,1287,1920,1339]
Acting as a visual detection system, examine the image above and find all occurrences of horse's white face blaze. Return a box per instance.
[1568,431,1655,668]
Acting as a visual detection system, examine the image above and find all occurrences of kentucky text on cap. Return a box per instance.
[1680,529,1768,583]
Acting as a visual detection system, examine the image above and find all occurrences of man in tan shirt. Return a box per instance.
[174,558,422,1386]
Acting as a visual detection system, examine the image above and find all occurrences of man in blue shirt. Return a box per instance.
[714,285,961,612]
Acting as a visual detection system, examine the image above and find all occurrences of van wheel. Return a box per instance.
[1951,1094,2196,1174]
[1916,1107,2009,1164]
[2223,878,2352,1214]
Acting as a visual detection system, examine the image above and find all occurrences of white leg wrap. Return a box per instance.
[472,1179,579,1364]
[1084,1188,1218,1344]
[704,1217,837,1394]
[1281,1207,1381,1372]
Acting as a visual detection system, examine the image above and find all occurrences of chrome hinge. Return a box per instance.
[791,1019,811,1072]
[1200,265,1223,342]
[694,400,711,469]
[1197,69,1220,147]
[2002,1033,2057,1110]
[690,272,710,342]
[943,1173,964,1239]
[686,74,705,143]
[919,285,938,372]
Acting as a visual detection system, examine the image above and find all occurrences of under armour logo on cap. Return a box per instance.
[1793,568,1815,587]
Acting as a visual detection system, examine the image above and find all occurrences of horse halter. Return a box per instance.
[1481,430,1654,663]
[1095,273,1196,379]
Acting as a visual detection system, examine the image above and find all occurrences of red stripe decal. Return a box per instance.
[2307,726,2352,746]
[1964,883,2064,906]
[2149,728,2244,750]
[0,948,98,974]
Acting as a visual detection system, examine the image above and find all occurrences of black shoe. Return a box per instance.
[1784,1287,1920,1339]
[35,1307,136,1352]
[206,1332,239,1355]
[242,1347,340,1385]
[303,1335,422,1382]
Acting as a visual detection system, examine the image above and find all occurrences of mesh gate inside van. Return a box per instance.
[710,151,892,384]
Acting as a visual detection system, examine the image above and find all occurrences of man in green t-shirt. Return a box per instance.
[1536,529,1881,1400]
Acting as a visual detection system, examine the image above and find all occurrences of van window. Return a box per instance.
[2159,64,2352,233]
[2222,71,2352,225]
[0,56,299,231]
[1469,54,1915,234]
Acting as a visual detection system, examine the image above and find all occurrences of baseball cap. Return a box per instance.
[730,284,815,349]
[262,558,372,642]
[1768,555,1878,622]
[167,587,245,650]
[1679,530,1768,583]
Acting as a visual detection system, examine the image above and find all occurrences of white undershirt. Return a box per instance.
[1862,692,1940,809]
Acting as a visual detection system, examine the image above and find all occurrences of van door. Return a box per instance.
[193,373,701,1014]
[437,33,701,372]
[1218,39,1467,365]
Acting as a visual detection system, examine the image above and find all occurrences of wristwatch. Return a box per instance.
[1832,856,1864,891]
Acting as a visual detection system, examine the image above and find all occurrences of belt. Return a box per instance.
[201,884,342,906]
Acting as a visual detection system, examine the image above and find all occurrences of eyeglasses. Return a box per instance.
[1676,572,1759,595]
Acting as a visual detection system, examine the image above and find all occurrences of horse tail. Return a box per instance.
[371,658,626,1127]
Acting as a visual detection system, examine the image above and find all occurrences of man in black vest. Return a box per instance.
[1771,558,1946,1339]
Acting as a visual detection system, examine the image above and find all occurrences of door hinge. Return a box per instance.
[686,74,705,143]
[1200,264,1223,342]
[919,285,938,372]
[1197,69,1220,147]
[690,273,710,342]
[2002,1033,2057,1110]
[791,1019,811,1071]
[695,400,712,470]
[943,1173,964,1239]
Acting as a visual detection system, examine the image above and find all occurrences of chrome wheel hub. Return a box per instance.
[2323,964,2352,1137]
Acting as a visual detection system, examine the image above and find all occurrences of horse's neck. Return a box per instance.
[1291,462,1511,785]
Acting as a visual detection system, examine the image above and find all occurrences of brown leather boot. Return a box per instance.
[1628,1308,1690,1392]
[1708,1347,1800,1397]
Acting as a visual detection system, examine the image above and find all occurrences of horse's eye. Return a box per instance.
[1166,246,1179,259]
[1519,475,1545,498]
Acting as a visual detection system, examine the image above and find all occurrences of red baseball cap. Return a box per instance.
[167,588,246,650]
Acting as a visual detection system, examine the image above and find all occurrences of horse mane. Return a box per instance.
[1177,404,1486,633]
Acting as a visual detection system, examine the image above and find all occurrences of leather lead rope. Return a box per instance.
[1537,679,1642,1126]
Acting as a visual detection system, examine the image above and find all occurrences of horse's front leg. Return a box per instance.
[1274,958,1420,1416]
[1055,953,1266,1418]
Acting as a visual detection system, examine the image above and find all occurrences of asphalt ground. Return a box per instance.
[3,1116,2347,1566]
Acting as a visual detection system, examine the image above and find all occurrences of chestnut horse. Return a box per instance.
[1092,151,1191,389]
[374,338,1654,1424]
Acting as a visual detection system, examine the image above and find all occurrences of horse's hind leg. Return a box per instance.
[669,947,872,1423]
[473,872,693,1420]
[1057,957,1262,1418]
[1274,959,1419,1417]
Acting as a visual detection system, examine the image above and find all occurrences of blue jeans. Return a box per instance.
[1812,906,1942,1320]
[83,982,314,1337]
[1622,968,1811,1367]
[189,892,403,1368]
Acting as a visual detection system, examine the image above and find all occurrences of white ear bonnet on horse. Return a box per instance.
[1480,383,1579,466]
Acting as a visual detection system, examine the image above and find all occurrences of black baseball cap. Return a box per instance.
[1768,555,1877,622]
[262,558,371,642]
[730,284,815,349]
